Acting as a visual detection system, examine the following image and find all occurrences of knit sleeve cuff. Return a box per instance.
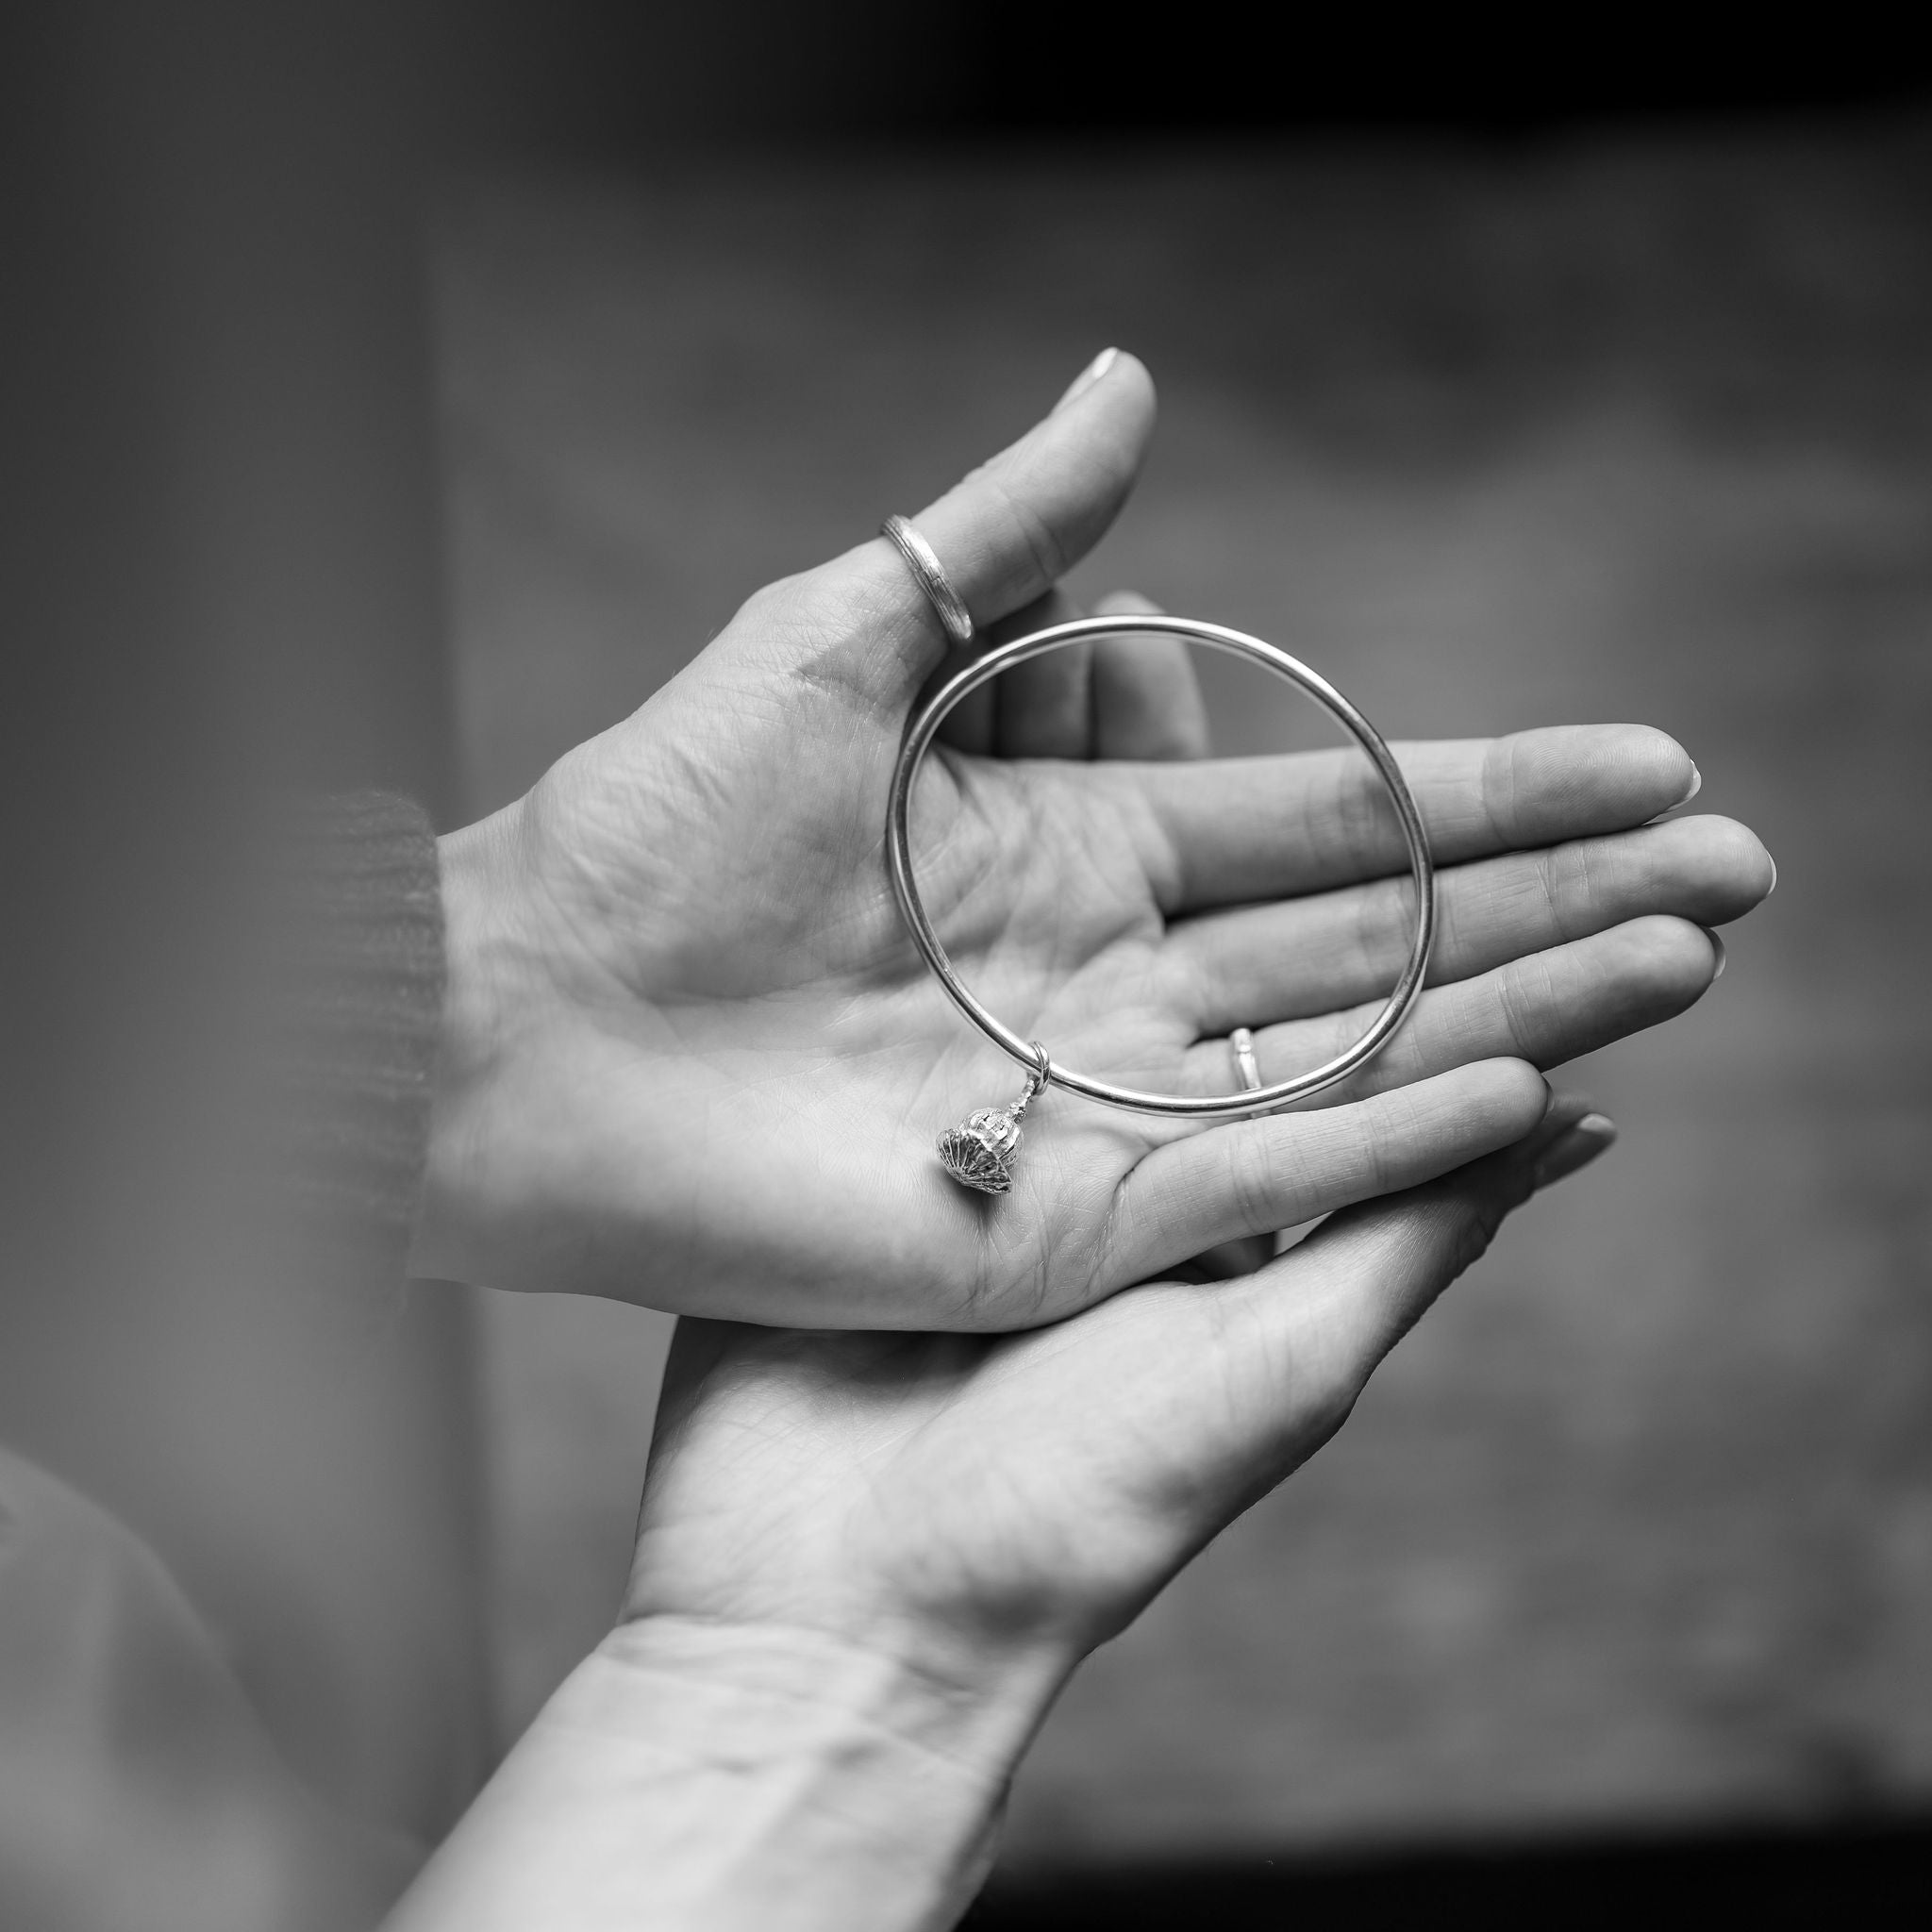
[275,791,445,1306]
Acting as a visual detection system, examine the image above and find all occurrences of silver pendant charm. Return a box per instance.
[937,1043,1051,1195]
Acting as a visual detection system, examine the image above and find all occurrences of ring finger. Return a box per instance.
[1174,915,1721,1104]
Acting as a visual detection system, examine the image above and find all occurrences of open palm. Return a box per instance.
[411,355,1772,1326]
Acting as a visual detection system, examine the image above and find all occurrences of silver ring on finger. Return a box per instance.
[880,514,975,647]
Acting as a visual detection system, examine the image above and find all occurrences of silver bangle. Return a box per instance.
[886,614,1436,1191]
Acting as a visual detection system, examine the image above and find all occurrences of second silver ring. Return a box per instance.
[1230,1026,1262,1093]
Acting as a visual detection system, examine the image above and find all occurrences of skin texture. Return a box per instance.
[391,1100,1616,1932]
[408,354,1774,1327]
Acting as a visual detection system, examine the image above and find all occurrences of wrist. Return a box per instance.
[391,1615,1064,1932]
[604,1611,1069,1790]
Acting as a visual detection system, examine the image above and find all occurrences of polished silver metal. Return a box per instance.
[880,514,975,647]
[935,1041,1049,1194]
[889,613,1436,1133]
[1230,1026,1262,1093]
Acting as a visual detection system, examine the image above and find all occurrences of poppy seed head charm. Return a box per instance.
[938,1108,1024,1193]
[937,1042,1052,1196]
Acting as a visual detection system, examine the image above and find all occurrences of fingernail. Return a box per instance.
[1055,346,1119,412]
[1532,1114,1617,1190]
[1706,928,1726,980]
[1675,764,1703,808]
[1766,856,1777,896]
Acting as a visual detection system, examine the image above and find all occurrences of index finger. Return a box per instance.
[1113,724,1699,911]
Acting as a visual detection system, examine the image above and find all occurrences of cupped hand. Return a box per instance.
[408,353,1774,1325]
[625,1094,1618,1711]
[391,1102,1621,1932]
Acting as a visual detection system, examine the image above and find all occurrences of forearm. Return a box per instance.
[384,1617,1060,1932]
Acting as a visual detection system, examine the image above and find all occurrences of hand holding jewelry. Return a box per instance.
[408,352,1774,1328]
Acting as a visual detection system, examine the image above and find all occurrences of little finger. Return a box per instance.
[1102,1058,1548,1288]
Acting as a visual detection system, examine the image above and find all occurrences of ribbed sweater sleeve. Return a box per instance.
[275,792,444,1308]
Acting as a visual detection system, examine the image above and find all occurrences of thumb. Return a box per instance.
[745,349,1157,708]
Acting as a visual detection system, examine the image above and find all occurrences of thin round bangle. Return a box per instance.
[886,613,1437,1122]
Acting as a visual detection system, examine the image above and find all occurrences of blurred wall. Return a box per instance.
[0,1,482,1844]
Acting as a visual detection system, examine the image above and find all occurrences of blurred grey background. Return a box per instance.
[439,128,1932,1861]
[3,1,1927,1912]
